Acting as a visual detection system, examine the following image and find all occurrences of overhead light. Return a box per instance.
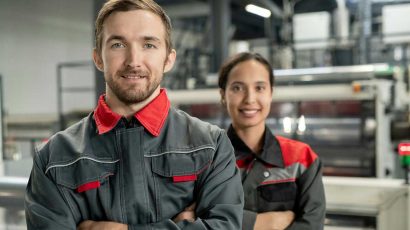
[297,115,306,133]
[283,117,292,133]
[245,4,271,18]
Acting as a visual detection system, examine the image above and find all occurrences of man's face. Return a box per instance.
[93,10,176,105]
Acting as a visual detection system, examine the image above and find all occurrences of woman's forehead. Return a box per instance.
[227,60,270,83]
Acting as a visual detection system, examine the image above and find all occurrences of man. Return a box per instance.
[25,0,243,229]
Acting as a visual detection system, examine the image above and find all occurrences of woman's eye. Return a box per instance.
[232,85,242,92]
[256,86,265,92]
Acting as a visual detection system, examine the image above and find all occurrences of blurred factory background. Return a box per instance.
[1,0,410,229]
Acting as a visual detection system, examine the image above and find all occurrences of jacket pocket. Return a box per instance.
[151,147,212,179]
[54,156,118,190]
[52,156,120,220]
[257,181,297,212]
[150,147,213,219]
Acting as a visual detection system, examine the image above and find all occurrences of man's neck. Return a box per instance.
[105,87,160,120]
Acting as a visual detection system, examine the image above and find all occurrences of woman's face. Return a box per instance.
[221,60,272,131]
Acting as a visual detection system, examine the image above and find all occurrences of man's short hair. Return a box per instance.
[95,0,173,54]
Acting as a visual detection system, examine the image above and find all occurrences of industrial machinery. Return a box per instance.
[324,176,410,230]
[168,63,410,178]
[0,159,30,229]
[169,63,410,229]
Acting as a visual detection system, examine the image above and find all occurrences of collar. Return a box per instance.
[94,88,170,136]
[227,125,285,168]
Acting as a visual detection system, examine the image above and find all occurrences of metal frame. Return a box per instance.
[0,75,4,161]
[56,61,94,131]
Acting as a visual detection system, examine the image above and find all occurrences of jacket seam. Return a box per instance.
[153,166,161,222]
[115,130,127,224]
[145,145,215,157]
[58,184,80,222]
[138,129,150,223]
[45,157,120,174]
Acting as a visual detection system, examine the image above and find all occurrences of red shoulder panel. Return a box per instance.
[276,136,318,168]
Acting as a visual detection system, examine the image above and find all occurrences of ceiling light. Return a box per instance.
[245,4,271,18]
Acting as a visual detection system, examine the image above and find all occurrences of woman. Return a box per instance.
[218,52,325,230]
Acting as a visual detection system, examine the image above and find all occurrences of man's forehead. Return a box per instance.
[102,10,166,41]
[103,10,164,30]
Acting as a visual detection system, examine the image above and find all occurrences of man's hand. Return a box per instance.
[77,220,127,230]
[254,211,295,230]
[173,202,196,223]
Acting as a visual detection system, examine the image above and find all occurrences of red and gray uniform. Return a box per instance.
[25,89,244,230]
[227,125,325,230]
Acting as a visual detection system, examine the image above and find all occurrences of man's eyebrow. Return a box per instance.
[106,35,125,43]
[143,36,161,43]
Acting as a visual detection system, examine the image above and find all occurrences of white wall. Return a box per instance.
[0,0,95,117]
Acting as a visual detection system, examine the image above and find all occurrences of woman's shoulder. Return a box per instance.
[274,135,319,168]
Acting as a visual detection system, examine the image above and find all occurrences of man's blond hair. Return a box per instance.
[95,0,173,54]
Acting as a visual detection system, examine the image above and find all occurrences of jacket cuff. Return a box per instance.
[243,210,257,230]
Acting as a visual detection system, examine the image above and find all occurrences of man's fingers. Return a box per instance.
[173,203,197,223]
[284,210,295,219]
[181,211,194,219]
[77,220,94,230]
[173,210,196,223]
[185,202,196,211]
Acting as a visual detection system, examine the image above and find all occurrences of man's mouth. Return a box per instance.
[122,74,145,79]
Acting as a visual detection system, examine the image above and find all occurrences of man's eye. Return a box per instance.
[144,43,156,49]
[111,43,125,48]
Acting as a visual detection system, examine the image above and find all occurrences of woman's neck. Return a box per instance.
[233,124,265,154]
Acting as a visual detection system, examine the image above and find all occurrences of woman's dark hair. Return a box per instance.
[218,52,274,90]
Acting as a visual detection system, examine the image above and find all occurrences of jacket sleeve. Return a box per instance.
[242,210,257,230]
[286,158,326,230]
[25,153,76,230]
[128,131,244,230]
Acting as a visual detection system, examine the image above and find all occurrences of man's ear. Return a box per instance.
[164,49,176,73]
[93,49,104,72]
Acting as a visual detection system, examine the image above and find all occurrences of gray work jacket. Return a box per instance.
[25,108,244,229]
[228,126,325,230]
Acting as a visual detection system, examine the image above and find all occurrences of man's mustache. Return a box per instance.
[118,68,149,76]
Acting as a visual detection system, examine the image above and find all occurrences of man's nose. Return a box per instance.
[126,46,143,68]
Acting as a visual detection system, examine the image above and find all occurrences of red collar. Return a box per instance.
[94,89,170,136]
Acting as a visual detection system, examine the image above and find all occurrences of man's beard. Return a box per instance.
[106,69,162,105]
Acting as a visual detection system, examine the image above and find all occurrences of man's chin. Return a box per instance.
[119,95,147,105]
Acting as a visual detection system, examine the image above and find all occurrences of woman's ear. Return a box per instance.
[219,89,226,106]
